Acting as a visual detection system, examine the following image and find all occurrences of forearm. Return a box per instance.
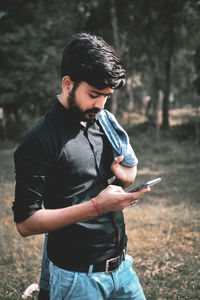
[16,183,150,238]
[16,200,96,237]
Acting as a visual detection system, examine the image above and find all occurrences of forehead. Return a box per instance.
[78,81,114,95]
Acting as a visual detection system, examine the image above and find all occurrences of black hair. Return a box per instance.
[61,32,126,90]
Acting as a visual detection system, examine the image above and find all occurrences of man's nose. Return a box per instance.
[94,97,107,110]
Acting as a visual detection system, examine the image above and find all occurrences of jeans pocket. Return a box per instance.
[50,263,79,299]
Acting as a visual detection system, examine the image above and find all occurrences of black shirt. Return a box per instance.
[13,98,127,267]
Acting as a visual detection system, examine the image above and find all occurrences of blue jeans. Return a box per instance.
[39,233,50,291]
[49,255,146,300]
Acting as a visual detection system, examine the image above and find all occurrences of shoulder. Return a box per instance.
[14,117,57,169]
[15,118,49,153]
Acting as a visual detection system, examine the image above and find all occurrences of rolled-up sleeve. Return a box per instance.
[12,133,52,223]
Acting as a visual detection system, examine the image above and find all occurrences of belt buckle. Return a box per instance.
[105,255,120,274]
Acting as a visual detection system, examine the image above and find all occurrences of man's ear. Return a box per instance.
[62,76,74,94]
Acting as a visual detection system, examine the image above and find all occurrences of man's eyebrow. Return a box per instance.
[89,89,113,96]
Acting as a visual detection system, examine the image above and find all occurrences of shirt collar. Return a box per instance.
[48,97,79,128]
[49,97,99,130]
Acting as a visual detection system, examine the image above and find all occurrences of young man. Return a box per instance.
[13,33,150,300]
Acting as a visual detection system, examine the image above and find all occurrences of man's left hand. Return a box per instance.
[110,155,137,187]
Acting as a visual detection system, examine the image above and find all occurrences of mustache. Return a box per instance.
[85,108,100,114]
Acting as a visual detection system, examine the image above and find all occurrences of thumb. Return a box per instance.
[113,155,124,165]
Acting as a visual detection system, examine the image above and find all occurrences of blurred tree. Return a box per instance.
[109,0,119,114]
[120,0,200,129]
[0,0,200,139]
[194,46,200,95]
[193,45,200,143]
[83,0,200,128]
[0,0,84,138]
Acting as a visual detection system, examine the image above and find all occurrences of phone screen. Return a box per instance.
[129,178,161,193]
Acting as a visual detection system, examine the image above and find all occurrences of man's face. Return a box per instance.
[67,82,113,121]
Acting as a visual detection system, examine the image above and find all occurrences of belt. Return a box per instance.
[56,249,126,274]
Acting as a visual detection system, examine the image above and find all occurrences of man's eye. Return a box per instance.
[89,94,99,99]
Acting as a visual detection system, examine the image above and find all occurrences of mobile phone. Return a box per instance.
[129,178,162,193]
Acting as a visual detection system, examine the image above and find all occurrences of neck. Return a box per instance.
[57,92,69,110]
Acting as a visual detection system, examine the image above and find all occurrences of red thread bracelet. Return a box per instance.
[91,198,101,216]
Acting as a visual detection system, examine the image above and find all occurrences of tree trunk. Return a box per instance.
[162,18,174,129]
[109,0,120,52]
[109,0,120,114]
[126,77,134,111]
[155,90,163,146]
[162,63,170,129]
[194,94,200,145]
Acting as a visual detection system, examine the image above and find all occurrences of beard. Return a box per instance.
[67,85,100,122]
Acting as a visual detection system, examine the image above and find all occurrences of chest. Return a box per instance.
[54,122,113,184]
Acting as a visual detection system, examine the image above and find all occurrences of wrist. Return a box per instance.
[90,198,101,216]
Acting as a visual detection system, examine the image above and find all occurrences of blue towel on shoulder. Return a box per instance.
[98,109,138,167]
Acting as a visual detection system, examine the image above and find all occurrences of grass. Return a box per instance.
[125,116,200,299]
[0,143,44,300]
[0,110,200,299]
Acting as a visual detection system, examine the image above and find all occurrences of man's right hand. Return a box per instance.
[16,185,150,237]
[94,184,150,214]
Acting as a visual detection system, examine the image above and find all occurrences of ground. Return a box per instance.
[0,108,199,299]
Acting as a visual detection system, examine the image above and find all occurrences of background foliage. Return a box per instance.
[0,0,200,139]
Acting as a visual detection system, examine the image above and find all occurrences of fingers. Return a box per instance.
[109,185,150,200]
[113,155,124,166]
[130,200,138,206]
[134,186,151,196]
[127,186,150,206]
[108,184,124,193]
[96,185,150,213]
